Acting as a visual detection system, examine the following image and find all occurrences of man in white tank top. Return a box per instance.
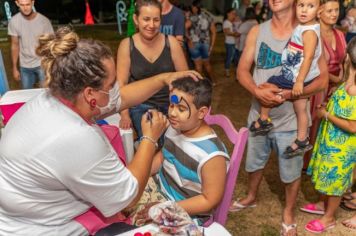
[234,0,328,235]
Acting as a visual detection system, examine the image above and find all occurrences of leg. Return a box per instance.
[20,67,35,89]
[320,196,341,226]
[249,106,273,135]
[274,131,303,231]
[233,49,241,68]
[189,43,203,74]
[260,106,271,122]
[224,44,234,76]
[34,66,46,87]
[284,179,301,225]
[201,43,215,83]
[293,98,309,142]
[202,59,214,83]
[236,134,271,207]
[285,99,312,157]
[193,59,203,74]
[305,196,338,233]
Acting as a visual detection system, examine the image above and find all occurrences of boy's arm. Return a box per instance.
[177,156,227,215]
[281,48,328,100]
[150,151,164,175]
[292,30,318,96]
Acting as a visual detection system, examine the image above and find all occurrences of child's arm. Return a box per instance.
[150,151,164,175]
[177,156,227,215]
[292,30,318,97]
[317,105,356,133]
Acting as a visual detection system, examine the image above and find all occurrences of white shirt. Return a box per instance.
[0,91,138,235]
[223,20,236,44]
[8,13,54,68]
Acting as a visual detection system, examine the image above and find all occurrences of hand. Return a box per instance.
[12,68,20,81]
[141,109,168,142]
[254,84,285,107]
[135,202,159,225]
[316,103,327,119]
[292,81,303,97]
[119,113,132,130]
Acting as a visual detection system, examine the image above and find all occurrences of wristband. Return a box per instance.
[325,112,329,121]
[140,135,158,149]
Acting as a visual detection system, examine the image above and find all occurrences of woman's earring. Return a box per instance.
[90,99,96,108]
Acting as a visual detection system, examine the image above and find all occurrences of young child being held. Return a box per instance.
[135,77,229,225]
[250,0,322,157]
[305,36,356,234]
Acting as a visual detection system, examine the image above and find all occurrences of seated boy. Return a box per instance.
[131,77,229,225]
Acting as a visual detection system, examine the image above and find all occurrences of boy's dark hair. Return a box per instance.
[171,77,212,109]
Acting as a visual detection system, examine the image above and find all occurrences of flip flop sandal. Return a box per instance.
[299,203,325,215]
[280,222,297,236]
[342,191,356,201]
[229,199,257,212]
[340,200,356,211]
[284,138,313,158]
[249,118,273,136]
[305,219,336,234]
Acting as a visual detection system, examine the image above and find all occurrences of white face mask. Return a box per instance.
[97,81,121,115]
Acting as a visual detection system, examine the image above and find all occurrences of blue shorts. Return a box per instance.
[267,74,313,89]
[245,130,303,183]
[189,42,210,60]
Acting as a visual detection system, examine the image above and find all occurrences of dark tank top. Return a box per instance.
[129,35,175,107]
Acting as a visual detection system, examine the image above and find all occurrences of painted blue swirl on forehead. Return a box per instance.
[170,94,180,104]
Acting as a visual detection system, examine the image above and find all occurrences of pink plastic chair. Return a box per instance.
[203,108,249,227]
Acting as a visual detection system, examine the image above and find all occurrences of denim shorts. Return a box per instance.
[267,74,313,89]
[189,42,210,60]
[20,66,45,89]
[245,130,303,183]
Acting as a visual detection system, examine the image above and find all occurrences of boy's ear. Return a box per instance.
[198,106,209,120]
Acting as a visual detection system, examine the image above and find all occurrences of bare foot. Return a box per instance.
[342,215,356,229]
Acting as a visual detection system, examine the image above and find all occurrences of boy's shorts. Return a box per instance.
[189,42,210,60]
[245,130,304,183]
[267,74,313,89]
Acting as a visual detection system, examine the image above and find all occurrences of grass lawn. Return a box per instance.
[1,25,355,236]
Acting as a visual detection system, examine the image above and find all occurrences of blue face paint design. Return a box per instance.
[170,94,192,118]
[170,94,180,104]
